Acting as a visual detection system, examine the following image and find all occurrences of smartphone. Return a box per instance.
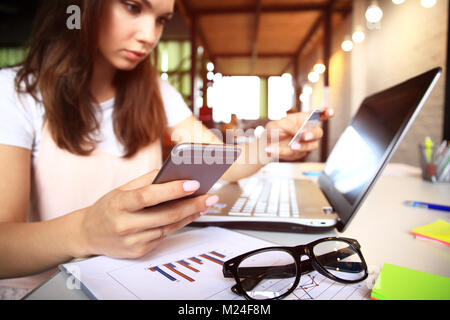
[288,109,322,147]
[152,143,241,198]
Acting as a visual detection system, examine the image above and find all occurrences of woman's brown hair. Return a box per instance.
[15,0,167,158]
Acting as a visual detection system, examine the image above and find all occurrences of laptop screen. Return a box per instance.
[320,68,441,230]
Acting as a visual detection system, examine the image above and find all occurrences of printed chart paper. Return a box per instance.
[60,227,371,300]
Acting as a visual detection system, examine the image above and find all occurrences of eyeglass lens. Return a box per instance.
[237,250,296,300]
[312,240,365,281]
[235,240,365,300]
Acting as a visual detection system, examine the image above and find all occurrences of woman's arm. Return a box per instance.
[166,110,334,183]
[0,145,218,279]
[0,145,85,278]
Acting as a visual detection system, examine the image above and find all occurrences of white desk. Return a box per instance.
[24,163,450,300]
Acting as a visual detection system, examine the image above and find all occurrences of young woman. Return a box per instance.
[0,0,333,299]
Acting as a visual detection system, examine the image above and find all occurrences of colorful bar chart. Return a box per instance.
[189,257,203,264]
[149,251,226,283]
[200,253,225,265]
[149,266,176,281]
[177,260,199,272]
[164,263,195,282]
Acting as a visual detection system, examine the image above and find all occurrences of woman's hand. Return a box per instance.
[79,170,218,259]
[264,108,335,161]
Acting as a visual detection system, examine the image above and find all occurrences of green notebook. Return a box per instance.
[371,263,450,300]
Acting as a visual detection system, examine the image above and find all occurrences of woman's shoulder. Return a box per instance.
[0,65,20,77]
[0,66,41,151]
[0,66,20,90]
[0,66,44,135]
[0,66,41,106]
[0,66,39,94]
[157,78,188,108]
[158,77,179,95]
[0,66,36,101]
[157,78,193,127]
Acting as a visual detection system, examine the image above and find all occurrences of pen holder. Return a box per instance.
[418,144,437,182]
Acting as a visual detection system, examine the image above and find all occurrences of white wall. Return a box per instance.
[352,0,448,166]
[297,0,448,167]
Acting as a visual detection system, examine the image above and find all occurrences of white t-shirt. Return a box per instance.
[0,67,192,163]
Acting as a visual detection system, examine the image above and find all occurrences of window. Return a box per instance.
[208,76,261,123]
[268,74,295,120]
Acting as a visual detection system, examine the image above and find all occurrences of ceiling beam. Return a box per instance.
[280,14,324,75]
[175,0,214,63]
[177,0,352,77]
[221,73,283,78]
[286,0,352,74]
[192,4,351,15]
[214,53,293,59]
[250,0,262,75]
[294,16,325,61]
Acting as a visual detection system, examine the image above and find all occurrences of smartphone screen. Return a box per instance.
[288,109,322,147]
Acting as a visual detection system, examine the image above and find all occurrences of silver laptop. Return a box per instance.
[191,67,442,233]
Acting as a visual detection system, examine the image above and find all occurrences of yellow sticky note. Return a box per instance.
[411,219,450,245]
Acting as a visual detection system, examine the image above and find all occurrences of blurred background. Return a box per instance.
[0,0,448,166]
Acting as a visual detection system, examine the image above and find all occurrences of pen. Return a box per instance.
[404,201,450,213]
[303,171,322,177]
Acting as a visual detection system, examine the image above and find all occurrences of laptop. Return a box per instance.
[190,67,442,233]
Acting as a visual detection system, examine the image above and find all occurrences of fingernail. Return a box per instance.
[304,132,314,141]
[183,181,200,192]
[205,195,219,207]
[291,143,302,151]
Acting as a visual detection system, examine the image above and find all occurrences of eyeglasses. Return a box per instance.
[222,237,368,300]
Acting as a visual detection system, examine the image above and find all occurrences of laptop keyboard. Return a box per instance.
[228,178,300,218]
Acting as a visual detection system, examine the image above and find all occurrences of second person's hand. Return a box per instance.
[265,108,334,161]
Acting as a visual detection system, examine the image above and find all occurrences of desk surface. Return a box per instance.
[25,162,450,300]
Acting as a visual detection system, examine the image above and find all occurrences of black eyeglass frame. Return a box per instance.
[222,237,368,301]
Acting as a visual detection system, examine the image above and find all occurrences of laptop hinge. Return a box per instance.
[322,206,335,215]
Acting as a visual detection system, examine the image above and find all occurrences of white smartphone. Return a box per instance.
[288,109,322,147]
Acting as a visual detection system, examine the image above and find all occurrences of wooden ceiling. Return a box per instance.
[175,0,352,77]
